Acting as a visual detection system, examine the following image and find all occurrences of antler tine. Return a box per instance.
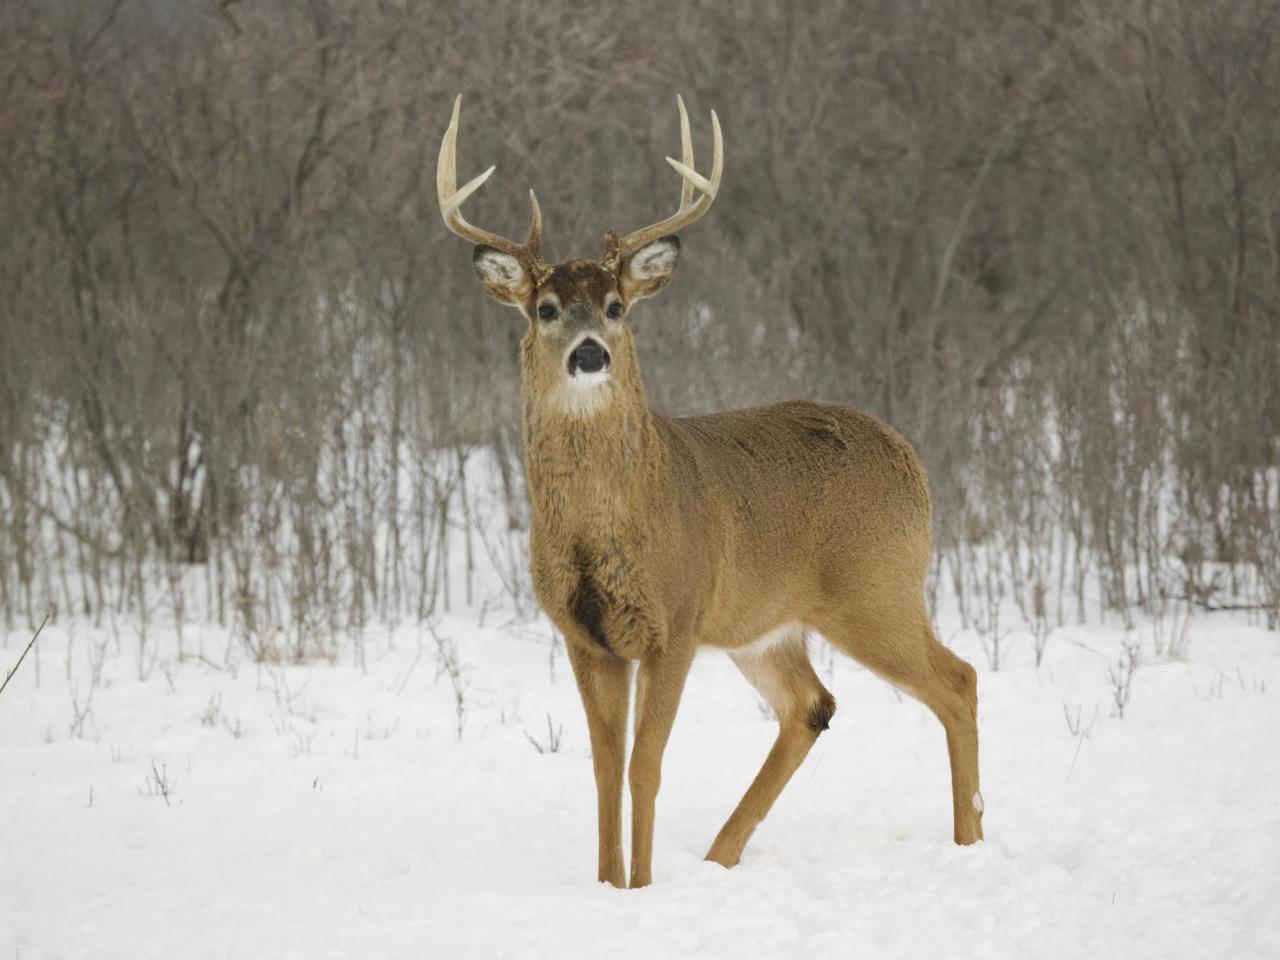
[667,107,721,200]
[527,189,543,256]
[677,94,694,210]
[616,97,724,257]
[437,95,545,263]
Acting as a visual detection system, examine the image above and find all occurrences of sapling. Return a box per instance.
[0,609,49,700]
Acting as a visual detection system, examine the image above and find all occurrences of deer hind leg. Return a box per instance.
[926,634,984,844]
[706,627,836,869]
[824,610,984,845]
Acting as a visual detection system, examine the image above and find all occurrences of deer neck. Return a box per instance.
[520,353,663,536]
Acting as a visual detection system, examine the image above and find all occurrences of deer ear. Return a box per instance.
[620,236,680,302]
[473,246,533,305]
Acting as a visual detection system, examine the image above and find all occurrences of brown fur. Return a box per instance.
[467,242,983,888]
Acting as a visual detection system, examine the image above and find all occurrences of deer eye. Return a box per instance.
[537,303,558,321]
[606,301,623,318]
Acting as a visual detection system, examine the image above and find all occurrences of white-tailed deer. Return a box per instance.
[438,95,983,888]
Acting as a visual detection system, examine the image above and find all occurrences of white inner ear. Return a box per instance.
[475,250,526,289]
[628,239,679,281]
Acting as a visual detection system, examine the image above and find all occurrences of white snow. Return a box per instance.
[2,605,1279,959]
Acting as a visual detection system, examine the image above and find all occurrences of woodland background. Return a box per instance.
[3,0,1279,654]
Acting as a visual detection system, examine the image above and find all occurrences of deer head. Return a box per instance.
[437,95,722,417]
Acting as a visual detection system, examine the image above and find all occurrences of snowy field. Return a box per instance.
[3,597,1279,959]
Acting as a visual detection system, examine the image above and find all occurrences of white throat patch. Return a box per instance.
[556,335,614,416]
[557,374,612,417]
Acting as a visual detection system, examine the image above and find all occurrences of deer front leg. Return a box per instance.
[566,641,631,887]
[628,645,695,888]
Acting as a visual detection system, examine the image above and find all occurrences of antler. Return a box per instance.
[437,95,549,276]
[612,95,724,260]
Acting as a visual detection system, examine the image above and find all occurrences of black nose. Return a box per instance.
[569,339,611,375]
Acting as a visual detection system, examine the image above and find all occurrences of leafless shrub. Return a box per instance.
[1065,701,1100,781]
[199,692,222,727]
[965,540,1010,671]
[1151,590,1193,661]
[430,624,468,741]
[1108,635,1143,720]
[524,714,564,754]
[0,0,1276,642]
[139,759,175,806]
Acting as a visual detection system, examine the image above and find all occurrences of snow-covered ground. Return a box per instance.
[2,601,1278,959]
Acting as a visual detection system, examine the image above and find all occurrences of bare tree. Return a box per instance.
[0,0,1276,643]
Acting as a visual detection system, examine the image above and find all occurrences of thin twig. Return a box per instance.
[1179,595,1270,613]
[0,609,51,700]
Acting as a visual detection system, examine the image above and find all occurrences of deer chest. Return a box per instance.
[535,540,662,660]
